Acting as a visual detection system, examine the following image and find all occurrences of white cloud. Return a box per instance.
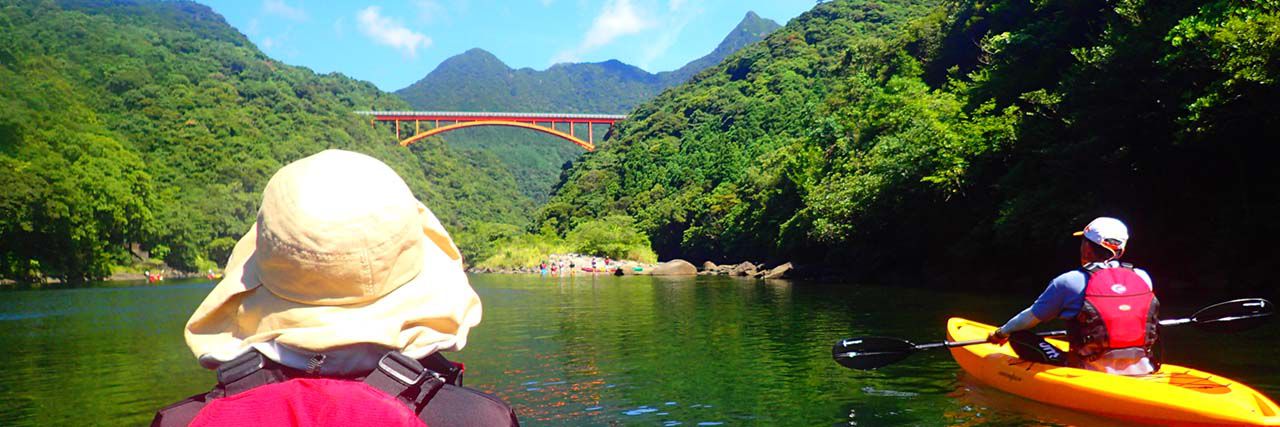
[552,0,654,64]
[261,36,278,49]
[550,50,578,65]
[540,0,554,6]
[262,0,307,21]
[582,0,652,50]
[332,17,346,38]
[640,25,682,67]
[640,1,703,68]
[357,6,433,58]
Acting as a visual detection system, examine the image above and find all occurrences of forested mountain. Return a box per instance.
[393,12,780,203]
[397,48,661,113]
[396,12,782,113]
[0,0,530,283]
[540,0,1280,291]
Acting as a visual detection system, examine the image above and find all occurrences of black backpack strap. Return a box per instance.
[364,351,446,409]
[217,350,287,397]
[422,352,464,386]
[420,384,522,426]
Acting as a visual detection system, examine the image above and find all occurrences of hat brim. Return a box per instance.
[184,210,481,368]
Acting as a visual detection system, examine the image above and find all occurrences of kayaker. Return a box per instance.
[152,150,518,426]
[987,217,1159,375]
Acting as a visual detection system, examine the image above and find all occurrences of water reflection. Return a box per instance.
[0,274,1277,426]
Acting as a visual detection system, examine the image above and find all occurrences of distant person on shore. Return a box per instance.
[152,150,518,426]
[987,217,1158,375]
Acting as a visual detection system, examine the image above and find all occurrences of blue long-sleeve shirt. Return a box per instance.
[1030,261,1153,321]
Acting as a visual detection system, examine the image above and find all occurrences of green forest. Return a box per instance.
[0,0,532,283]
[541,0,1280,291]
[3,0,1278,292]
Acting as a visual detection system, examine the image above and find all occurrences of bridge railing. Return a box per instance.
[354,111,627,120]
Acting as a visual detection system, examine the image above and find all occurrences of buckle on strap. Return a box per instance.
[217,351,266,386]
[377,351,428,386]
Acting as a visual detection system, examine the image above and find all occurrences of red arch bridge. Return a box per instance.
[356,111,628,151]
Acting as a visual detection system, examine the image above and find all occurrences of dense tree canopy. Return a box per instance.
[542,0,1280,291]
[0,0,530,283]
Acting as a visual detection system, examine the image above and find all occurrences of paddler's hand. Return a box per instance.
[987,329,1010,345]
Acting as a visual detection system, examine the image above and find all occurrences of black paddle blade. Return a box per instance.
[1007,331,1067,366]
[1191,298,1274,333]
[832,337,917,370]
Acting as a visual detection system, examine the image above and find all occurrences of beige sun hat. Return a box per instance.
[184,149,481,368]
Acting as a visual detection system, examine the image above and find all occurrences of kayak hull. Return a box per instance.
[947,317,1280,426]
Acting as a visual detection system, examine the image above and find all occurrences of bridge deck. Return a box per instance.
[356,111,626,121]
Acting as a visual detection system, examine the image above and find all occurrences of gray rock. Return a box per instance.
[763,262,793,279]
[651,259,697,276]
[729,262,757,277]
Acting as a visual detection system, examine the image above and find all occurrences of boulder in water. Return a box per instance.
[729,262,757,277]
[651,259,697,276]
[763,262,793,279]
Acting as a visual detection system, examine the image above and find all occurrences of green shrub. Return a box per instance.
[565,215,657,263]
[473,233,572,269]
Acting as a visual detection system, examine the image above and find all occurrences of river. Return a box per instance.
[1,274,1277,425]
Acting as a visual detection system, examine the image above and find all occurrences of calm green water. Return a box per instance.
[1,275,1277,425]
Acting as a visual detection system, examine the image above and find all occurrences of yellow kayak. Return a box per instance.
[947,317,1280,426]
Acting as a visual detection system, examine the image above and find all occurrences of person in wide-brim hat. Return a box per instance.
[184,149,482,369]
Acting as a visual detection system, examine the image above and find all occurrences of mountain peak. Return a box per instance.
[724,11,781,51]
[659,11,780,85]
[442,48,507,70]
[460,47,496,58]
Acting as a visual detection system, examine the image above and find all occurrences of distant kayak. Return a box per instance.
[948,317,1280,426]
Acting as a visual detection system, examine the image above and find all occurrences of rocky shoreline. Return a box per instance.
[465,254,793,279]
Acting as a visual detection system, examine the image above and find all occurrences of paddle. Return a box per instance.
[832,298,1273,370]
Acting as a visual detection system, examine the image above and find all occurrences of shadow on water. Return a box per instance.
[0,274,1276,426]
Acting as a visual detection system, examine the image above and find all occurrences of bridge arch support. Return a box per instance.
[357,111,626,152]
[399,120,595,151]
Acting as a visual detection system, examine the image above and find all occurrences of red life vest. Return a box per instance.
[1069,263,1159,361]
[190,378,425,427]
[153,351,519,427]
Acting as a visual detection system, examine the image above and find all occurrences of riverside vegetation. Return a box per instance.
[540,0,1280,291]
[0,1,531,283]
[3,0,1278,292]
[0,0,760,283]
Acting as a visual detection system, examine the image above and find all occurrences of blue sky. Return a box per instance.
[200,1,814,91]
